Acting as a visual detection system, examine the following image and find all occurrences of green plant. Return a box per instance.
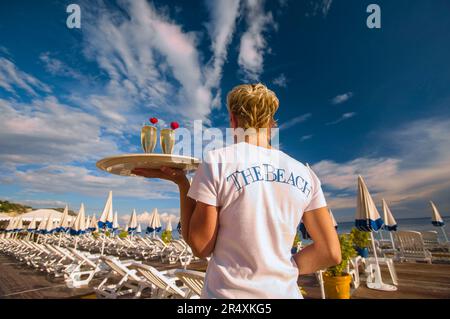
[161,230,172,243]
[350,227,370,248]
[325,233,356,277]
[118,231,128,238]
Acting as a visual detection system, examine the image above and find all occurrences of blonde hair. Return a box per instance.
[227,83,279,129]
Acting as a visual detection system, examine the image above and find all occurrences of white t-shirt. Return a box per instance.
[187,142,327,299]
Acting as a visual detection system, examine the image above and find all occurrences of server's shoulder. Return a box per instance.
[278,150,309,171]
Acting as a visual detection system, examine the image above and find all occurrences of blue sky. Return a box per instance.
[0,0,449,223]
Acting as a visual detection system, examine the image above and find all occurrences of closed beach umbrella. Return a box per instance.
[5,217,15,233]
[382,199,398,249]
[14,217,23,232]
[430,201,448,242]
[11,217,23,238]
[89,214,98,232]
[147,208,162,237]
[355,175,384,231]
[37,217,47,234]
[70,203,86,236]
[136,223,142,234]
[85,216,91,232]
[356,175,396,291]
[58,205,70,232]
[27,217,37,232]
[27,217,37,241]
[70,203,86,250]
[98,191,114,229]
[112,211,119,231]
[44,214,56,234]
[382,199,397,231]
[128,209,138,234]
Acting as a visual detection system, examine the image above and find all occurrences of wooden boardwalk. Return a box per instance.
[298,262,450,299]
[0,254,207,299]
[1,253,449,299]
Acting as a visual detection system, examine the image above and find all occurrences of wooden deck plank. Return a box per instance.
[0,253,207,299]
[2,252,450,299]
[299,262,450,299]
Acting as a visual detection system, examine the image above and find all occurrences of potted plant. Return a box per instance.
[323,233,356,299]
[350,227,370,258]
[118,230,128,238]
[161,230,172,243]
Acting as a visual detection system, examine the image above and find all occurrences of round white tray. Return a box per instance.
[96,154,201,176]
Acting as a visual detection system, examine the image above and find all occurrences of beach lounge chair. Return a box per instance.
[364,256,398,286]
[174,269,205,298]
[421,231,449,252]
[134,264,189,298]
[94,256,151,299]
[393,231,432,264]
[346,256,363,289]
[365,239,399,285]
[64,248,105,288]
[171,240,193,268]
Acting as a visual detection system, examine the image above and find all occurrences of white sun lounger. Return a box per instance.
[134,264,189,299]
[94,256,151,299]
[394,231,432,264]
[174,269,205,299]
[63,248,106,288]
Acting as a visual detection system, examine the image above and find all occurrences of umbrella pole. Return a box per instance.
[390,232,396,250]
[366,232,397,291]
[441,227,448,243]
[58,232,62,247]
[101,232,105,256]
[370,232,383,284]
[75,237,78,250]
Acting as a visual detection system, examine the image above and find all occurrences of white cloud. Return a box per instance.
[0,97,118,165]
[272,73,288,88]
[0,46,11,56]
[0,57,51,96]
[307,0,333,17]
[312,118,450,217]
[331,92,353,105]
[3,164,179,200]
[300,134,313,142]
[204,0,241,90]
[39,52,84,80]
[326,112,356,125]
[238,0,276,81]
[82,0,213,122]
[279,113,311,130]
